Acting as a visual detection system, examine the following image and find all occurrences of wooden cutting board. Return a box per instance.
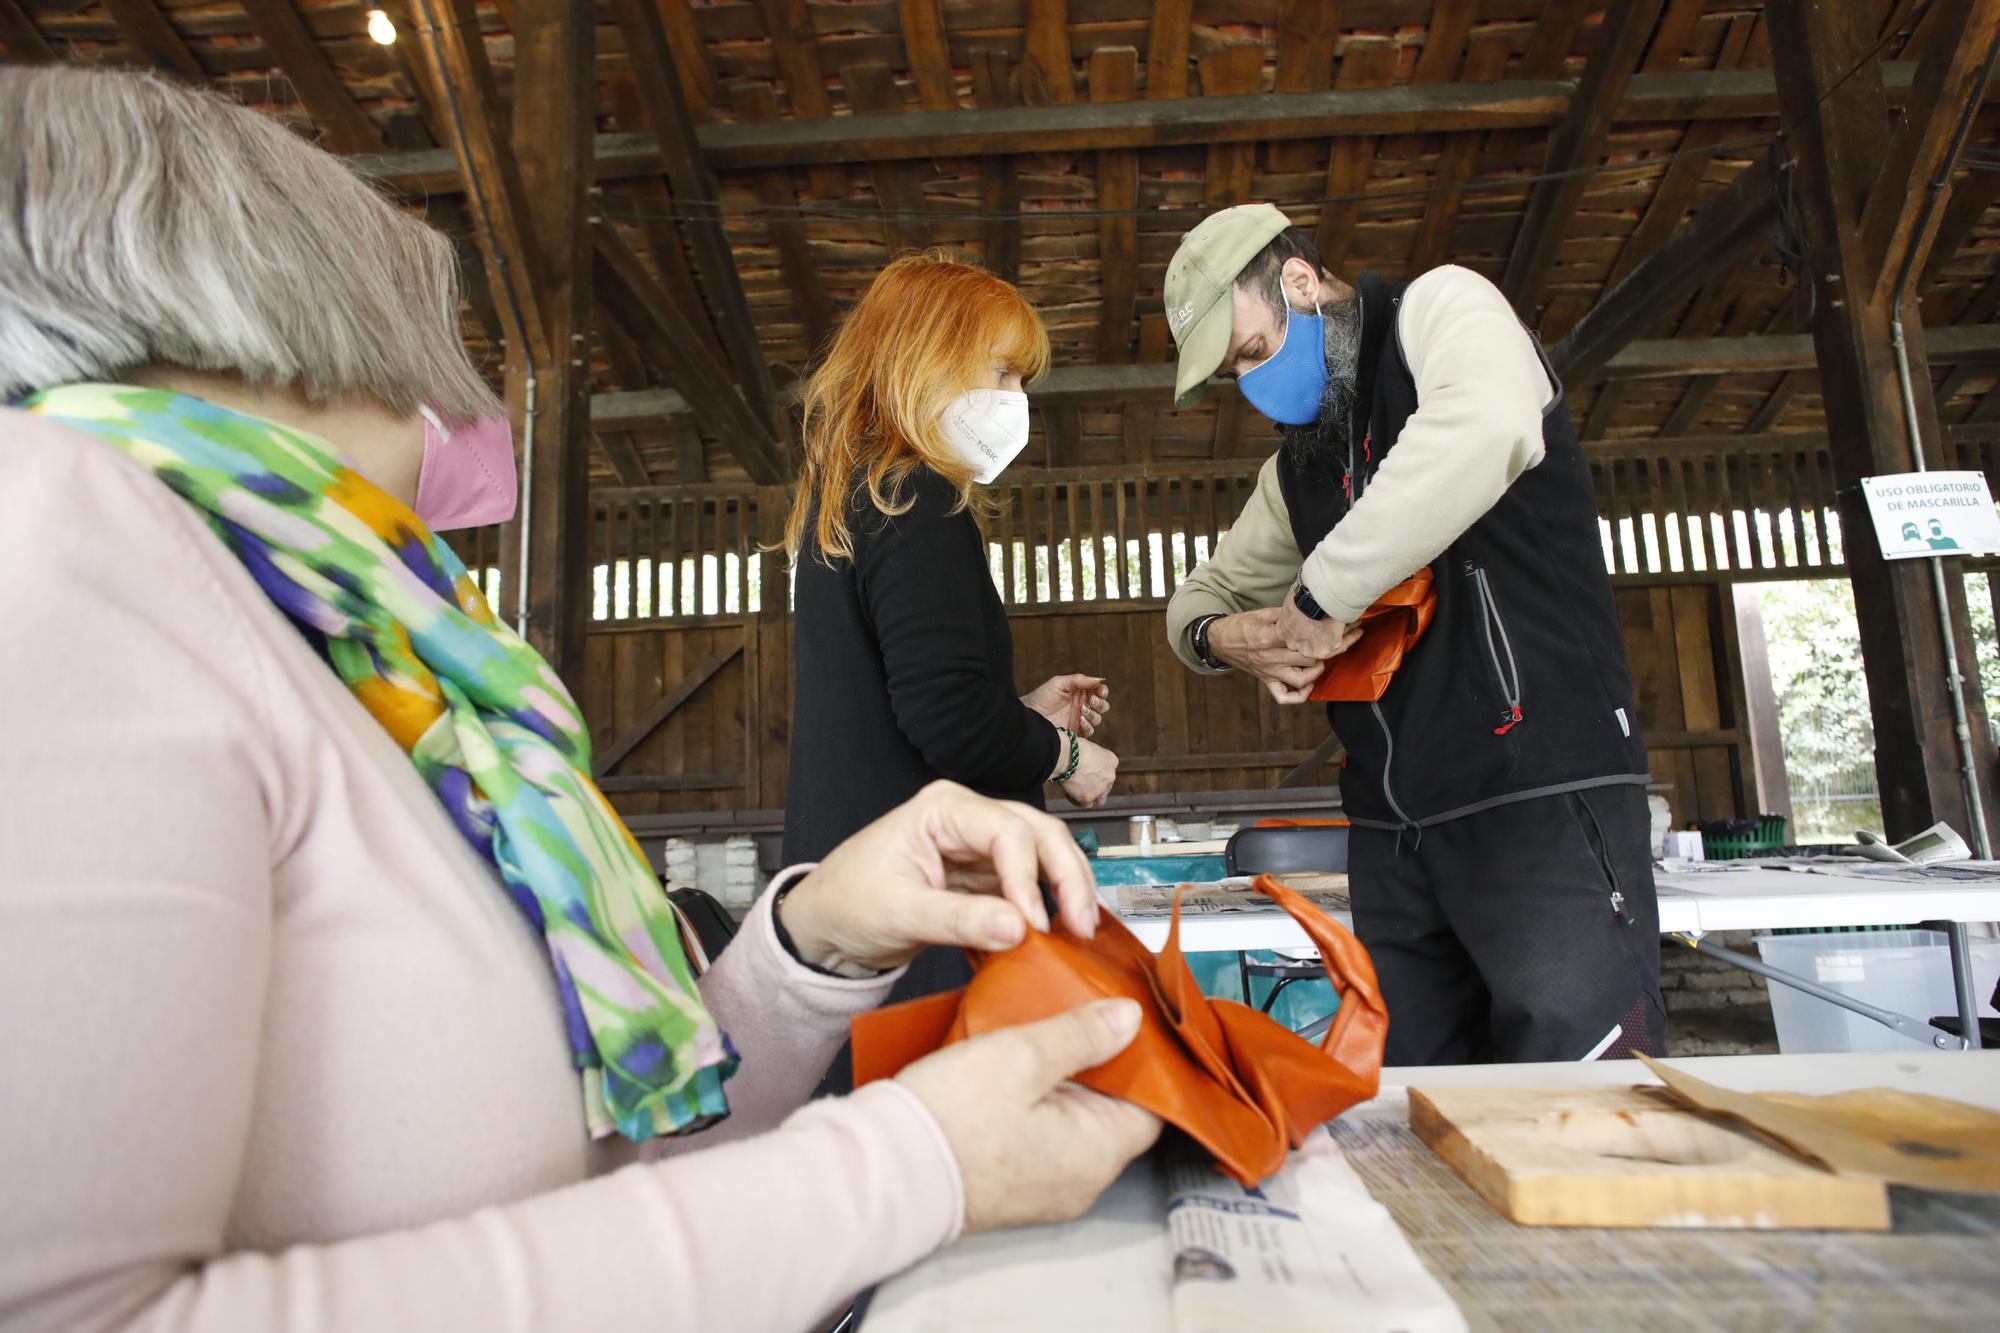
[1409,1084,1890,1230]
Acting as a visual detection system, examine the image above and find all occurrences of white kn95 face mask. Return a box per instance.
[938,389,1031,484]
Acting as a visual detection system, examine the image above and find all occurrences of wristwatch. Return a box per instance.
[1292,580,1330,622]
[1191,613,1230,671]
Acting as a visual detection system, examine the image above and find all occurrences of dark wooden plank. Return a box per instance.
[1856,0,2000,304]
[412,0,552,368]
[353,62,1975,189]
[654,0,719,120]
[0,0,54,61]
[1519,0,1594,80]
[897,0,956,111]
[1270,0,1338,175]
[1199,45,1264,206]
[101,0,204,81]
[592,218,786,482]
[1021,0,1076,106]
[597,772,746,794]
[614,0,786,446]
[239,0,385,154]
[1602,15,1760,289]
[1502,0,1671,319]
[1092,45,1140,364]
[970,48,1021,283]
[668,415,708,484]
[756,0,846,196]
[507,0,597,678]
[1414,0,1476,85]
[598,432,654,487]
[843,61,929,252]
[1044,406,1083,470]
[1146,0,1192,100]
[727,80,835,351]
[1318,38,1418,273]
[1919,170,2000,289]
[1410,32,1511,274]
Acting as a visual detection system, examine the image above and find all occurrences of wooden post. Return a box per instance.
[507,0,594,680]
[1765,0,2000,846]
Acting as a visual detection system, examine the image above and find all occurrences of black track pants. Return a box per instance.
[1348,784,1667,1066]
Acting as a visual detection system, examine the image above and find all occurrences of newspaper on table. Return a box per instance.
[1110,875,1350,920]
[1164,1132,1465,1333]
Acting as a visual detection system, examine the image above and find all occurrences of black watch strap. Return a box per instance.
[1192,614,1229,670]
[1292,581,1330,622]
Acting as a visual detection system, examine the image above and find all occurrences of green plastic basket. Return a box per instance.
[1699,814,1788,861]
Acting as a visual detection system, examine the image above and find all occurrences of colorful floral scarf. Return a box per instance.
[27,383,735,1140]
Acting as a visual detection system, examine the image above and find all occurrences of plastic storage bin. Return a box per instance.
[1756,929,2000,1053]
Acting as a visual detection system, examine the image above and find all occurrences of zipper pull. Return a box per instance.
[1493,706,1523,736]
[1609,889,1627,921]
[1342,473,1352,500]
[1362,433,1372,462]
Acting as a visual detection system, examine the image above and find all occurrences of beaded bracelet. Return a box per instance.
[1053,726,1082,783]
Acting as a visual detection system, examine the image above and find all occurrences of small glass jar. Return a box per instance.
[1128,814,1156,854]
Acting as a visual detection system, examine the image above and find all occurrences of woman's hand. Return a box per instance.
[898,999,1163,1232]
[1023,673,1111,737]
[776,781,1099,976]
[1059,736,1119,809]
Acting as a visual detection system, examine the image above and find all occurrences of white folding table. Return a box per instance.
[1113,864,2000,1049]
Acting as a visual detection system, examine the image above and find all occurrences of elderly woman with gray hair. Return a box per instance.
[0,66,1158,1333]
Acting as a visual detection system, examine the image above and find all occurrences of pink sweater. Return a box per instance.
[0,411,962,1332]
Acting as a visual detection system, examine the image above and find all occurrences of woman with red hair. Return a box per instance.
[783,253,1120,1025]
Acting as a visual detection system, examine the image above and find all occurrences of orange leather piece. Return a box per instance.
[850,874,1388,1187]
[1307,567,1437,703]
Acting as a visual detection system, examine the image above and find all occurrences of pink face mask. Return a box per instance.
[415,406,518,531]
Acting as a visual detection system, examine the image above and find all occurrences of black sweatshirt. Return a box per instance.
[781,467,1060,864]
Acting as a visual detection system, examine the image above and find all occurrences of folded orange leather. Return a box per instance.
[1307,567,1437,703]
[851,874,1387,1187]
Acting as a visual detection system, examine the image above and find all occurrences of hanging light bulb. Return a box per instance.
[366,8,397,45]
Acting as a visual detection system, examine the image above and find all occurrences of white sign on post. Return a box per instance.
[1860,471,2000,560]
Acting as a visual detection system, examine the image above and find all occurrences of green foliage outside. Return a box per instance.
[1756,571,2000,842]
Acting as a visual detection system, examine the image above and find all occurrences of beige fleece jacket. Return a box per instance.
[1167,264,1557,672]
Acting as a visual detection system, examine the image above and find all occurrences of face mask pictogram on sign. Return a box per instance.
[938,388,1031,484]
[415,406,519,531]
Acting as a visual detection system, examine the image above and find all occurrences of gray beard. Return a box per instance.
[1280,295,1363,477]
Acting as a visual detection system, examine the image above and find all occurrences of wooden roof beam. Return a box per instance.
[589,323,2000,432]
[591,218,786,485]
[612,0,785,446]
[1856,0,2000,305]
[1548,156,1778,383]
[100,0,205,82]
[350,63,1972,193]
[0,0,55,61]
[410,0,552,370]
[1502,0,1667,318]
[239,0,386,155]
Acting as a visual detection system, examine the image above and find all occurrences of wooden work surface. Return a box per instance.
[1408,1083,1889,1230]
[866,1053,2000,1332]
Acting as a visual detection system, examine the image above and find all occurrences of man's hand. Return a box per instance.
[1277,584,1362,663]
[1206,608,1329,704]
[1022,673,1111,737]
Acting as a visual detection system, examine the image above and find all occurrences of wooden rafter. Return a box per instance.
[1145,0,1191,99]
[100,0,204,81]
[1411,33,1511,274]
[411,0,552,369]
[1919,169,2000,289]
[351,62,1974,193]
[0,0,55,61]
[613,0,785,445]
[1200,45,1263,206]
[971,47,1021,284]
[1550,156,1778,382]
[1092,45,1140,364]
[1270,0,1337,174]
[239,0,386,155]
[844,61,929,252]
[506,0,596,678]
[896,0,954,111]
[755,0,844,197]
[1856,0,2000,303]
[1021,0,1076,106]
[592,218,786,484]
[1314,38,1398,274]
[726,80,835,352]
[1502,0,1669,318]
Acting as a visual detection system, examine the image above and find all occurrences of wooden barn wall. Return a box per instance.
[494,444,1850,823]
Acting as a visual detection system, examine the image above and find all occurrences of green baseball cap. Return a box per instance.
[1163,202,1293,408]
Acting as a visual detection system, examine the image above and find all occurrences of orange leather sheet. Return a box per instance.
[1307,567,1437,703]
[851,874,1388,1187]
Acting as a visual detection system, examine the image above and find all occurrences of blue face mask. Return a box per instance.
[1237,301,1328,426]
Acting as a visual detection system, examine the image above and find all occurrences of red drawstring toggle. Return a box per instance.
[1342,473,1352,499]
[1363,434,1372,462]
[1494,706,1523,736]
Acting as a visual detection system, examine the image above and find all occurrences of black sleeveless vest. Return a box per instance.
[1276,272,1649,830]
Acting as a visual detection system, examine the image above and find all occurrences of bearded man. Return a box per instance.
[1163,203,1664,1065]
